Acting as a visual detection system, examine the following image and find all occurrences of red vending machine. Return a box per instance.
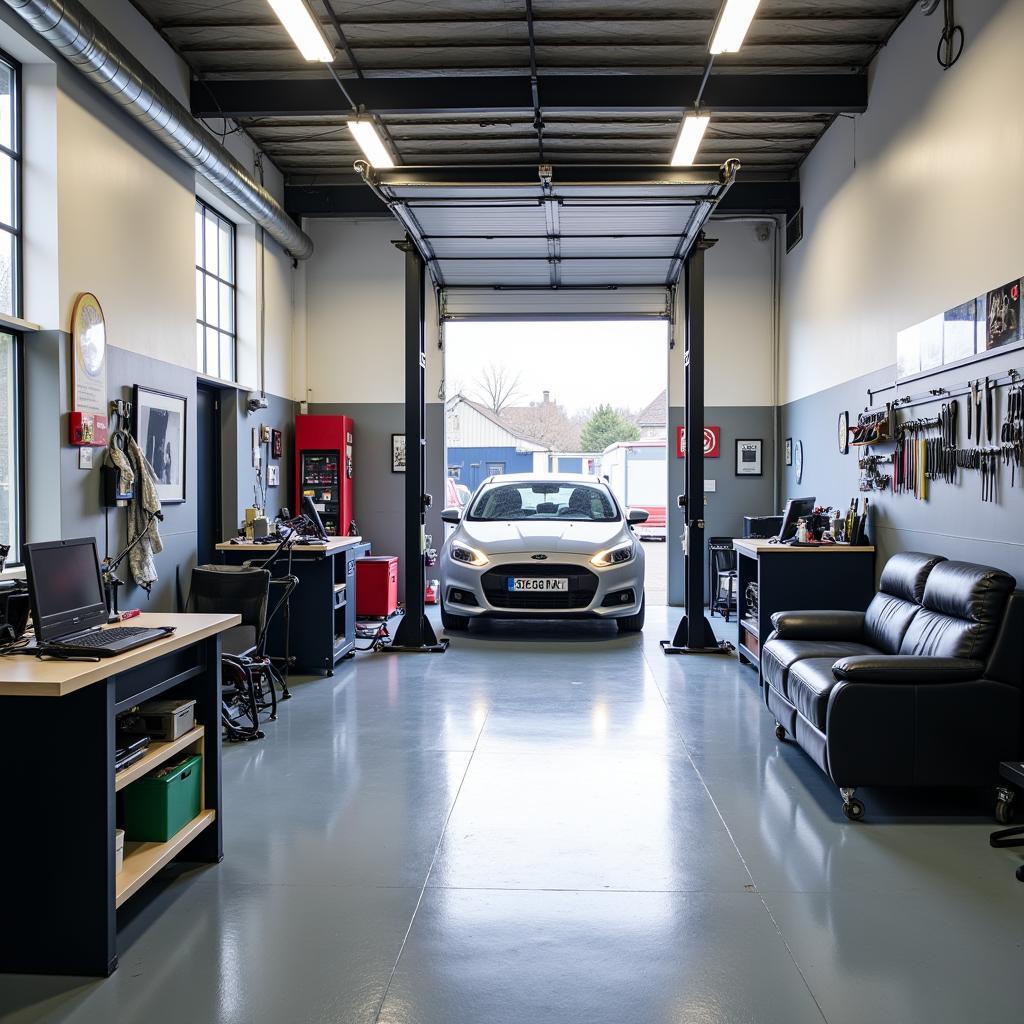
[294,415,354,536]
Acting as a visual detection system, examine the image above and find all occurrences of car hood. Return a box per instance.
[458,519,626,555]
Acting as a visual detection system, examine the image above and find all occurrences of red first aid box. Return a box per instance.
[356,557,399,617]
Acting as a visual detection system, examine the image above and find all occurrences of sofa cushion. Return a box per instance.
[788,658,844,731]
[879,552,947,604]
[762,638,879,698]
[863,593,920,654]
[900,561,1016,659]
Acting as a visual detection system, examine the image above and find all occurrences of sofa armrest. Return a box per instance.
[831,655,985,683]
[770,610,866,641]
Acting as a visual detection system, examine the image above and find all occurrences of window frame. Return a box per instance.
[195,197,237,381]
[0,50,22,567]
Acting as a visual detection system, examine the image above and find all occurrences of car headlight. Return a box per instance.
[450,542,488,567]
[591,541,634,567]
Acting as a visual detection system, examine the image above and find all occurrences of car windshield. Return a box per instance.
[469,482,619,522]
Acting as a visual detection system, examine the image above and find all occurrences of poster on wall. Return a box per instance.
[735,439,763,477]
[391,434,406,473]
[71,293,107,418]
[134,385,187,503]
[985,280,1021,349]
[676,425,720,459]
[943,298,978,364]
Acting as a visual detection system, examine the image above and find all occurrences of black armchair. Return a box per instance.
[760,552,1022,820]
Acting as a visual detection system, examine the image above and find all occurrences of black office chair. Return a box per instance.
[187,565,294,740]
[708,537,738,621]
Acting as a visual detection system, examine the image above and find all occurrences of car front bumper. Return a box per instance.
[443,552,644,619]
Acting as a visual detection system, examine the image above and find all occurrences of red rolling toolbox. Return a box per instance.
[356,557,399,617]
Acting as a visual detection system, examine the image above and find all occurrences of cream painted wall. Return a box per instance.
[781,0,1024,404]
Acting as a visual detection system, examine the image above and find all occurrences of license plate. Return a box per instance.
[508,577,568,592]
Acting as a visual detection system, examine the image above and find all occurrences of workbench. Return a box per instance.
[216,536,370,675]
[0,612,239,976]
[733,538,876,681]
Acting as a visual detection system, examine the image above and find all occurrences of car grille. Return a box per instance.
[482,564,599,610]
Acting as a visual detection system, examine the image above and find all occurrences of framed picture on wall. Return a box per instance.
[133,385,187,503]
[392,434,406,473]
[735,439,763,477]
[784,438,793,466]
[271,429,283,460]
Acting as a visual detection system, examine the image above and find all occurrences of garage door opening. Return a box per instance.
[444,319,669,605]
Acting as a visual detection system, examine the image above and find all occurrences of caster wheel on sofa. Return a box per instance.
[996,799,1014,825]
[842,798,865,822]
[774,723,787,741]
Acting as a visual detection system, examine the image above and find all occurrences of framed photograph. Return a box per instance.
[735,439,763,477]
[784,438,793,466]
[133,385,187,503]
[391,433,406,473]
[985,280,1021,349]
[271,428,283,460]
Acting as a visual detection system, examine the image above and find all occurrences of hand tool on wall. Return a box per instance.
[968,380,976,440]
[985,377,994,443]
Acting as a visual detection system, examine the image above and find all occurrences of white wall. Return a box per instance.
[669,217,777,408]
[781,0,1024,404]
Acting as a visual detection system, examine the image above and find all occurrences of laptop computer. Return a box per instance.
[23,537,173,657]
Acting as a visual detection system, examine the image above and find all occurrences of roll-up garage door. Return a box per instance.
[356,163,737,320]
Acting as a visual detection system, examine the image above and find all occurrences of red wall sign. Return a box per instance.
[676,425,720,458]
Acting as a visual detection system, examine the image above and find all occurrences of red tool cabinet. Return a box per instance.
[356,557,399,617]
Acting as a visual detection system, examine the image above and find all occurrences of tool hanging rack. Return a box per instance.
[865,366,1023,414]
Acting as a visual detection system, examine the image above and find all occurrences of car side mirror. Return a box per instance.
[441,507,462,524]
[628,509,649,524]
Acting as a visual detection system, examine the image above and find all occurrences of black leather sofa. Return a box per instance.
[761,552,1024,820]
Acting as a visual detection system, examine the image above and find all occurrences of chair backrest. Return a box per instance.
[863,552,946,654]
[708,537,736,575]
[187,564,271,633]
[899,560,1016,660]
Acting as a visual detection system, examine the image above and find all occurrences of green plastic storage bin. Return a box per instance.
[122,754,202,843]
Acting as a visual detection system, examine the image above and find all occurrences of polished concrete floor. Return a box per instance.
[2,605,1023,1023]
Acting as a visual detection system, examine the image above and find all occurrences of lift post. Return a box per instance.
[386,238,449,654]
[662,236,733,656]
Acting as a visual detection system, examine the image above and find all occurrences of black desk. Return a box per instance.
[733,538,876,682]
[0,613,238,976]
[217,537,370,676]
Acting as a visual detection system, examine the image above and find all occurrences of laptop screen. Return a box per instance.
[23,538,108,642]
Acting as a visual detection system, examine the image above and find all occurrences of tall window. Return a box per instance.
[0,54,21,564]
[195,199,236,380]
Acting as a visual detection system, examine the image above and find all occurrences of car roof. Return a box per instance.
[479,473,605,487]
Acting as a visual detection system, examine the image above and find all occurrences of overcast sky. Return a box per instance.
[445,321,668,415]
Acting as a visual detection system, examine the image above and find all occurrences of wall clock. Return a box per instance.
[794,440,804,484]
[838,410,850,455]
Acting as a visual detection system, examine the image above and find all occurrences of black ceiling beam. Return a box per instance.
[192,72,867,118]
[284,178,799,220]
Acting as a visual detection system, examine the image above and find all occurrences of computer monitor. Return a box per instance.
[23,537,108,642]
[778,496,816,542]
[301,495,330,541]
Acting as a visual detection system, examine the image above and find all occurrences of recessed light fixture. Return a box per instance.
[709,0,761,55]
[671,112,711,165]
[347,119,395,169]
[267,0,334,63]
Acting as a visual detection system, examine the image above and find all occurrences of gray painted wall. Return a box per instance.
[667,405,776,605]
[24,336,297,613]
[779,355,1024,587]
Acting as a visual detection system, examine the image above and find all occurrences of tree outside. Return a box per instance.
[472,363,524,414]
[578,404,640,452]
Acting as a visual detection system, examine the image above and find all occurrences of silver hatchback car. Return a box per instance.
[439,475,647,633]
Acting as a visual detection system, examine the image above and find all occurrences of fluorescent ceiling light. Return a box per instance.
[347,119,395,169]
[709,0,761,54]
[267,0,334,62]
[671,112,711,165]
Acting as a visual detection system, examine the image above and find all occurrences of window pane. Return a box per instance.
[0,333,16,559]
[196,323,205,372]
[195,205,203,266]
[219,221,233,284]
[219,333,234,381]
[195,270,204,322]
[206,327,219,378]
[220,282,234,334]
[0,230,13,316]
[204,213,218,277]
[204,274,219,328]
[0,64,12,152]
[0,154,12,230]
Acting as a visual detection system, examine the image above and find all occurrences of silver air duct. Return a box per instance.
[2,0,314,260]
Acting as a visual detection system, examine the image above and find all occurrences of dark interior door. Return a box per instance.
[196,383,222,566]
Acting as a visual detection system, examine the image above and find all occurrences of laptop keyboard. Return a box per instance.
[65,626,157,648]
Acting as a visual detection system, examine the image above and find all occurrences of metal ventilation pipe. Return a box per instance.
[2,0,315,260]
